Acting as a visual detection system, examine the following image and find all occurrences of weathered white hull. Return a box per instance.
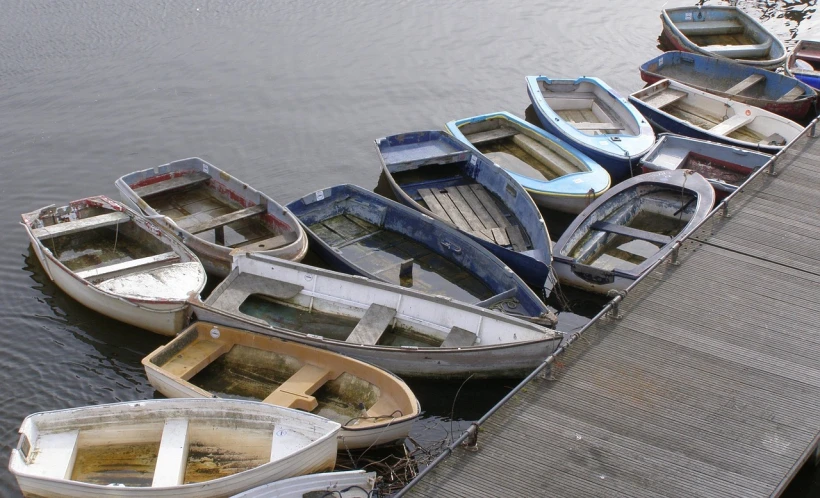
[231,470,376,498]
[22,197,207,336]
[9,399,340,498]
[188,253,563,379]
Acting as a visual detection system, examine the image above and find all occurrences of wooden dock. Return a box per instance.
[402,128,820,497]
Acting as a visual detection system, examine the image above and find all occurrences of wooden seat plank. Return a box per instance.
[464,127,517,145]
[263,364,333,411]
[709,114,752,136]
[570,122,625,132]
[164,339,230,379]
[27,431,79,479]
[778,86,805,102]
[186,204,266,234]
[675,19,744,36]
[429,189,473,231]
[31,212,130,240]
[456,185,499,229]
[418,188,452,222]
[590,221,673,245]
[152,419,189,487]
[468,184,511,228]
[132,171,211,198]
[725,73,765,96]
[441,326,478,348]
[76,252,180,280]
[492,227,510,247]
[505,225,528,251]
[230,233,292,251]
[346,303,397,345]
[469,229,494,243]
[643,89,687,109]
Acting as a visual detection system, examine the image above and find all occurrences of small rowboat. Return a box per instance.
[8,398,340,498]
[785,39,820,90]
[552,169,714,294]
[115,157,308,277]
[374,130,553,290]
[640,51,816,120]
[444,111,610,214]
[640,133,771,201]
[629,79,803,154]
[231,470,376,498]
[525,76,655,183]
[143,321,421,450]
[285,184,552,319]
[660,5,787,69]
[189,252,563,379]
[21,196,207,336]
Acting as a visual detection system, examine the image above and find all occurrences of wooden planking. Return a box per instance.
[447,187,488,232]
[725,73,765,95]
[132,171,211,197]
[345,303,396,345]
[642,89,687,109]
[76,251,180,280]
[590,221,672,245]
[405,131,820,497]
[418,188,452,222]
[455,185,497,229]
[429,188,472,231]
[571,122,624,131]
[505,225,527,251]
[778,86,806,102]
[441,326,477,348]
[262,364,332,411]
[185,204,266,234]
[31,211,130,240]
[469,184,510,227]
[464,127,517,145]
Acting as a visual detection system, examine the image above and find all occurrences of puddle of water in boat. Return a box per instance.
[238,296,438,347]
[71,441,159,486]
[183,425,272,484]
[685,155,749,185]
[51,228,159,272]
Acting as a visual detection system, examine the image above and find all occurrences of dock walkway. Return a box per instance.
[403,128,820,497]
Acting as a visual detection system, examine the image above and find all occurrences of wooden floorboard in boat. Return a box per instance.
[405,131,820,497]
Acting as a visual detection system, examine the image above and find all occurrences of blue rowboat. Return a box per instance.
[552,169,715,294]
[285,184,555,323]
[640,51,815,120]
[639,133,771,201]
[444,111,610,214]
[660,5,787,69]
[629,79,803,154]
[525,76,655,183]
[374,130,553,290]
[785,40,820,90]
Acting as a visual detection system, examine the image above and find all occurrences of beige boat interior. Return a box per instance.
[145,322,418,429]
[675,18,772,60]
[29,205,184,283]
[632,81,786,146]
[20,416,298,488]
[536,79,640,136]
[456,118,586,181]
[132,171,297,251]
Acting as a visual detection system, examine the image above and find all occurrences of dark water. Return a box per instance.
[1,0,818,495]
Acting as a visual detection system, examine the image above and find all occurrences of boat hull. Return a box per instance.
[374,131,553,289]
[116,157,308,278]
[640,51,815,120]
[22,197,206,336]
[9,399,339,498]
[231,470,376,498]
[785,39,820,91]
[525,76,655,183]
[189,253,562,379]
[444,112,610,214]
[552,169,714,294]
[660,6,787,69]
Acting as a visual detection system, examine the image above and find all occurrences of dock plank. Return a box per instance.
[403,129,820,497]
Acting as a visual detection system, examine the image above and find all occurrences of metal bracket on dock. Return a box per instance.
[462,422,479,452]
[722,200,731,219]
[768,157,777,176]
[670,245,681,266]
[606,290,626,319]
[810,122,818,138]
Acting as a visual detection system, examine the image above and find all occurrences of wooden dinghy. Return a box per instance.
[188,252,563,379]
[143,321,421,450]
[374,130,553,290]
[231,470,376,498]
[640,51,816,120]
[785,39,820,90]
[552,169,714,294]
[21,195,207,336]
[8,398,340,498]
[285,184,552,319]
[115,157,308,277]
[629,79,803,154]
[640,133,771,201]
[525,76,655,183]
[444,111,610,214]
[660,5,787,69]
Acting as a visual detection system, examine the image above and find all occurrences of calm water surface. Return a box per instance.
[1,0,818,495]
